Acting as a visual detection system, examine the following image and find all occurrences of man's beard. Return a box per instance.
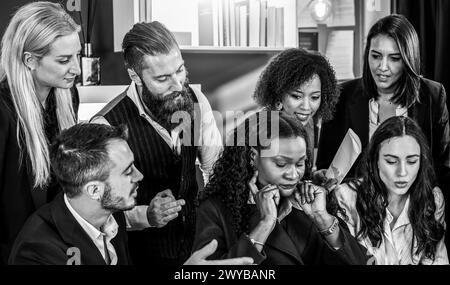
[101,182,137,212]
[141,79,194,131]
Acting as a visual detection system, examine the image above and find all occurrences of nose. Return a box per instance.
[71,56,81,75]
[169,74,183,92]
[299,96,310,111]
[379,57,389,72]
[396,161,408,177]
[285,165,300,181]
[133,167,144,182]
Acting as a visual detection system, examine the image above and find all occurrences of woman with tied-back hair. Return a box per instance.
[0,1,81,263]
[308,116,448,264]
[192,110,368,265]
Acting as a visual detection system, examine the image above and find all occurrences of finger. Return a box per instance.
[300,183,306,204]
[207,257,254,265]
[158,189,175,199]
[156,197,175,206]
[163,205,183,216]
[308,184,316,203]
[162,212,179,223]
[248,170,259,196]
[260,184,278,193]
[161,199,185,210]
[194,239,217,259]
[273,188,280,206]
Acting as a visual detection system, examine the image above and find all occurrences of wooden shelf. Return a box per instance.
[179,46,294,54]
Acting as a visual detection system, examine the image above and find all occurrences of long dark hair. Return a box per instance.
[350,116,444,260]
[199,111,310,237]
[362,14,421,108]
[253,48,339,122]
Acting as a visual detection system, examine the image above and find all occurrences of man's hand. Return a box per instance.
[184,239,254,265]
[147,189,185,228]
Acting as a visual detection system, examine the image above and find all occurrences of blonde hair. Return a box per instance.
[0,1,80,188]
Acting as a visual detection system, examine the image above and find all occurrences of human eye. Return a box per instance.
[371,53,381,60]
[311,94,321,101]
[289,93,302,100]
[156,76,168,83]
[176,66,185,73]
[385,159,397,165]
[407,159,419,165]
[59,58,70,64]
[391,56,402,62]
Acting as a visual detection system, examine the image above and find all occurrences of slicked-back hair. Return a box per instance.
[50,123,129,198]
[253,48,339,122]
[122,21,179,73]
[362,14,421,107]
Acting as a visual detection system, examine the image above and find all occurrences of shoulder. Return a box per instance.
[432,186,445,211]
[333,182,359,211]
[339,78,363,94]
[92,90,128,120]
[419,77,446,100]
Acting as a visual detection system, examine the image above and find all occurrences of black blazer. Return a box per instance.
[8,192,131,265]
[317,78,450,189]
[193,196,369,265]
[0,80,79,264]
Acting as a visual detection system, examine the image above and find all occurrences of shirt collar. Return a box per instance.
[368,98,408,125]
[64,194,118,242]
[385,194,411,230]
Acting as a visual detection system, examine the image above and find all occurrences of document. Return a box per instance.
[325,128,362,185]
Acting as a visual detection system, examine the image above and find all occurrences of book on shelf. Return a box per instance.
[198,0,214,46]
[266,6,276,47]
[238,4,248,46]
[249,0,261,47]
[275,7,284,47]
[259,0,267,46]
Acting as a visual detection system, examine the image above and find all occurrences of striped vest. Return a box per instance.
[96,90,198,264]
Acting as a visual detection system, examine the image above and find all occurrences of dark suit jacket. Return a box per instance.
[8,193,131,265]
[193,196,369,265]
[317,78,450,190]
[0,80,79,264]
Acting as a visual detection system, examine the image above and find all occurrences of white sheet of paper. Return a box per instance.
[325,128,362,184]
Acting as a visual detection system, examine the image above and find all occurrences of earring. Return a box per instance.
[275,102,283,111]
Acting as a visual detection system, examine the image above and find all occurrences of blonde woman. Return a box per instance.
[0,1,81,264]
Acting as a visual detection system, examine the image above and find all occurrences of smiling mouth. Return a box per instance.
[295,113,310,121]
[278,184,298,190]
[377,74,391,81]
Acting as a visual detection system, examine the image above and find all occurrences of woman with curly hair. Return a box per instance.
[253,48,339,171]
[192,111,368,265]
[317,116,448,264]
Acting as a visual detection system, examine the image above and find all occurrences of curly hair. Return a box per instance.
[199,111,310,237]
[347,116,444,260]
[253,48,339,122]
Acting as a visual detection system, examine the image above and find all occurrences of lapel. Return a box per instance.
[348,90,370,148]
[247,206,303,264]
[50,193,107,265]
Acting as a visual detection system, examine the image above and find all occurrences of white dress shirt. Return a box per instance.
[64,194,118,265]
[91,82,223,230]
[334,183,449,265]
[368,98,408,139]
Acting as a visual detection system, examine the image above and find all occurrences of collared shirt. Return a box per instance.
[247,194,302,222]
[334,183,449,265]
[64,194,118,265]
[91,82,223,230]
[368,98,408,139]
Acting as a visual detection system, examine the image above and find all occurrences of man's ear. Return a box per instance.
[127,68,142,86]
[23,52,38,71]
[84,181,105,201]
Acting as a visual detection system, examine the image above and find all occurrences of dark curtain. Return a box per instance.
[395,0,450,110]
[395,0,450,254]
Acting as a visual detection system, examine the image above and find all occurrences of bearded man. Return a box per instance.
[90,21,222,265]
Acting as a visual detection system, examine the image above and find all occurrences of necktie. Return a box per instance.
[103,235,111,265]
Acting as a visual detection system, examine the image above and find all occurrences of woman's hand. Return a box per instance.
[248,170,278,225]
[311,169,338,193]
[295,181,328,219]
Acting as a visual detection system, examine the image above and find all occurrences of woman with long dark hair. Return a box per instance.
[192,111,368,265]
[319,116,447,264]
